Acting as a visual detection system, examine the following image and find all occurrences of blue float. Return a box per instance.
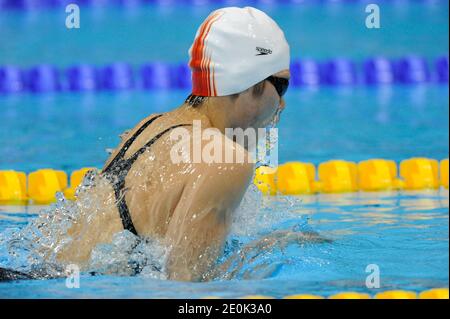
[0,0,445,9]
[101,63,134,90]
[0,55,447,95]
[66,64,98,91]
[363,57,395,85]
[290,59,321,87]
[0,0,64,9]
[140,63,172,90]
[0,66,24,94]
[394,56,430,84]
[26,65,60,93]
[321,58,357,85]
[172,63,191,89]
[0,0,33,9]
[49,0,87,7]
[114,0,144,6]
[183,0,213,5]
[435,56,449,83]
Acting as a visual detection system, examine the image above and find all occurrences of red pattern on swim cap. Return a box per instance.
[189,12,222,97]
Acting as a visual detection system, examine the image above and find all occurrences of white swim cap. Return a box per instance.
[188,7,290,97]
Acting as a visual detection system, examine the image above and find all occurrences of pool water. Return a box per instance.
[0,2,449,298]
[0,188,448,298]
[0,2,448,65]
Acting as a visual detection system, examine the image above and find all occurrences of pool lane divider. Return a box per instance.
[0,158,448,205]
[256,158,448,195]
[0,55,448,94]
[229,288,449,299]
[1,0,447,11]
[0,167,93,205]
[4,0,450,11]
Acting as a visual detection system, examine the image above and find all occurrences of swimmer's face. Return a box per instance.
[232,69,290,129]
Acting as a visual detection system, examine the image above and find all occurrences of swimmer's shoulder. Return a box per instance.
[190,128,255,188]
[125,113,164,139]
[102,113,164,170]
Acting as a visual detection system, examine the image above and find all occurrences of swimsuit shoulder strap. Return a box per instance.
[116,123,192,236]
[102,114,163,174]
[103,116,192,237]
[125,123,192,168]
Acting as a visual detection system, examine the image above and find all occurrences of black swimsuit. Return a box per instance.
[102,114,191,236]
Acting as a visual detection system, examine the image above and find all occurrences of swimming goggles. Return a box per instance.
[266,76,289,98]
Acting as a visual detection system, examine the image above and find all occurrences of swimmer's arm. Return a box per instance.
[164,162,254,282]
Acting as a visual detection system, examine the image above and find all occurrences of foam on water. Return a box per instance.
[87,230,168,279]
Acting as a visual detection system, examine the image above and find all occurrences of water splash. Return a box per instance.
[0,169,168,279]
[87,230,168,279]
[0,159,317,282]
[199,184,323,281]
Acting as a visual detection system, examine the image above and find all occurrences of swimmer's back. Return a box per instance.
[57,110,195,264]
[57,107,254,281]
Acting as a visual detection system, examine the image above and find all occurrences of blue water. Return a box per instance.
[0,2,449,298]
[0,86,448,172]
[0,190,448,298]
[0,2,448,65]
